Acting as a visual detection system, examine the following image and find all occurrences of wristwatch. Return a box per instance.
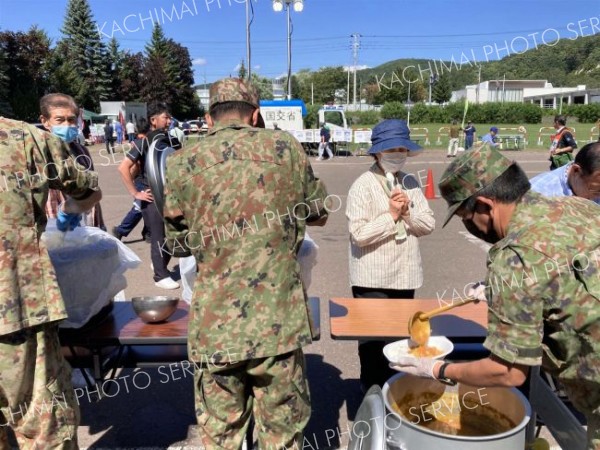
[437,362,457,386]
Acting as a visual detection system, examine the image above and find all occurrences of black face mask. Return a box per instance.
[462,217,501,244]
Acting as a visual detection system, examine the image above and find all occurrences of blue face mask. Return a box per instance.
[52,125,79,143]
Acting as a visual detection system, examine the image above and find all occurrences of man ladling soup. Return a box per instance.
[390,146,600,449]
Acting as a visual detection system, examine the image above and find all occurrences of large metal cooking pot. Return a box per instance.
[348,374,531,450]
[381,373,531,450]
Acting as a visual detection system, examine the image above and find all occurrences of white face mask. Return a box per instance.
[379,152,407,173]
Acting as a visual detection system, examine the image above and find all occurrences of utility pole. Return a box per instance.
[351,33,361,108]
[428,75,433,105]
[476,65,481,104]
[286,4,292,100]
[246,0,251,79]
[311,82,314,105]
[407,82,412,127]
[347,68,350,106]
[428,74,437,104]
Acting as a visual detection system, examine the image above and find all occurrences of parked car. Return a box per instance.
[187,120,201,133]
[187,119,208,134]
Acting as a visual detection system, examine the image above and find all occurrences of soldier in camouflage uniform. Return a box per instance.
[0,118,101,448]
[162,78,329,449]
[390,146,600,449]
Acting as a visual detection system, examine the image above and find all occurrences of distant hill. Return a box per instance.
[356,33,600,90]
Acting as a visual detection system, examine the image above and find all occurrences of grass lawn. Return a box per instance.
[345,122,599,153]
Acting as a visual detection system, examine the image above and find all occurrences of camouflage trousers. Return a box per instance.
[562,380,600,450]
[194,348,310,450]
[0,324,79,450]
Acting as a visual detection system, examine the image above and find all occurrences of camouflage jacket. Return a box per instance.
[163,121,328,363]
[0,118,99,335]
[483,191,600,389]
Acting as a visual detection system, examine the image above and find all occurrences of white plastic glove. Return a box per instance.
[467,281,487,302]
[389,357,443,379]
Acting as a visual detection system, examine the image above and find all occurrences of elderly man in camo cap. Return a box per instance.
[162,77,329,449]
[390,145,600,449]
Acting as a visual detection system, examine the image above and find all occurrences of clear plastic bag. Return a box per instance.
[179,255,197,304]
[298,232,319,290]
[43,220,141,328]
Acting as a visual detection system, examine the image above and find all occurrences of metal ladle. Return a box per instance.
[408,297,480,346]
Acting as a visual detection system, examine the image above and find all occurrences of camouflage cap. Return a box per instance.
[209,77,260,109]
[438,145,514,227]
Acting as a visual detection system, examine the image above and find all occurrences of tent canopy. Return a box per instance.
[81,109,104,120]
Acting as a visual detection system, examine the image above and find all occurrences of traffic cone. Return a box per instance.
[424,168,437,200]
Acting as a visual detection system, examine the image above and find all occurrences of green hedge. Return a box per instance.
[380,102,407,120]
[371,101,548,125]
[563,104,600,123]
[345,103,600,128]
[535,105,600,124]
[346,110,381,126]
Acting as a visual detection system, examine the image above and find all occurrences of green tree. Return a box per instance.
[48,40,83,103]
[165,39,201,119]
[116,51,145,101]
[432,73,452,103]
[57,0,111,110]
[299,67,346,105]
[145,23,170,61]
[106,37,124,99]
[372,66,426,105]
[238,59,247,79]
[0,27,51,120]
[303,104,321,128]
[142,25,178,106]
[250,73,274,100]
[0,44,12,117]
[141,24,202,118]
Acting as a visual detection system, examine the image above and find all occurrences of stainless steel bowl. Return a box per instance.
[131,296,179,323]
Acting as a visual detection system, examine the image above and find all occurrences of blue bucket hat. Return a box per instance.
[368,119,422,154]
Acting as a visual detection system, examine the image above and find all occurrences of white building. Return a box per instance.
[451,80,600,107]
[194,85,210,111]
[524,85,600,108]
[272,78,285,100]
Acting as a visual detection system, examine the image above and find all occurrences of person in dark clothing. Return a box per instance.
[104,120,114,154]
[463,121,476,150]
[317,124,333,160]
[549,114,578,170]
[117,103,181,289]
[113,118,151,242]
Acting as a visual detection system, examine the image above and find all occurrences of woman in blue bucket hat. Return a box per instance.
[346,119,436,392]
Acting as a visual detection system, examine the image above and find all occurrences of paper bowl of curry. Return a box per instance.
[383,336,454,364]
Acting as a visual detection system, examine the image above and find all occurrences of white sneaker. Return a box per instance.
[155,277,180,290]
[316,157,324,161]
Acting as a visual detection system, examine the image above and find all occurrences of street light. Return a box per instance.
[273,0,303,100]
[293,0,304,12]
[272,0,283,12]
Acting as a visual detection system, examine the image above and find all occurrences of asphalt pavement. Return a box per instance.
[67,144,559,449]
